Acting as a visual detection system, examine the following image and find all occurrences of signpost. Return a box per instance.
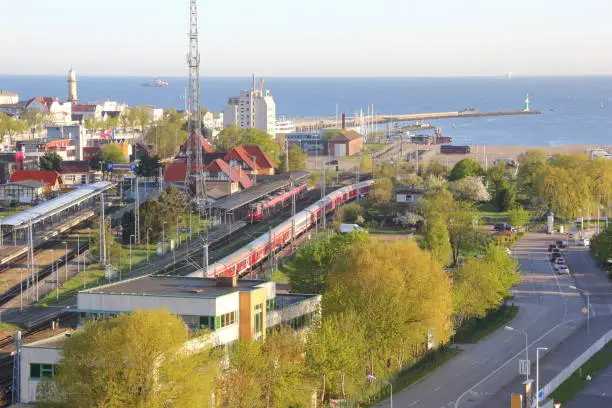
[107,163,136,172]
[519,359,531,377]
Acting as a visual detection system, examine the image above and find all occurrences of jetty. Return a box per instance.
[294,109,541,130]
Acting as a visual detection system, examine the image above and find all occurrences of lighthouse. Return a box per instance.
[68,68,78,103]
[523,94,530,112]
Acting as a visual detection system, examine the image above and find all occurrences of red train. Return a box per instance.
[246,183,308,222]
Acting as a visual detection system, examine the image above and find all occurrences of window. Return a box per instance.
[213,311,237,330]
[254,303,263,337]
[30,363,56,380]
[266,298,276,312]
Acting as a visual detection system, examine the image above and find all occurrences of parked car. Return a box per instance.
[551,252,563,262]
[554,257,566,268]
[556,240,568,248]
[578,238,590,247]
[548,244,557,252]
[557,265,570,275]
[494,223,516,232]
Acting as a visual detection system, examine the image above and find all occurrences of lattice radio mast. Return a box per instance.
[184,0,207,202]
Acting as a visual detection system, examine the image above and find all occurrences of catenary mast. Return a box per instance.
[184,0,207,201]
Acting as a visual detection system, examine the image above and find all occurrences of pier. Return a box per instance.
[293,109,541,130]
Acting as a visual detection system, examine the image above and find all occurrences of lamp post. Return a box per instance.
[536,347,548,408]
[367,375,392,408]
[55,261,59,300]
[129,234,135,273]
[570,285,590,335]
[505,325,529,381]
[76,235,80,275]
[62,241,68,282]
[176,215,180,246]
[162,222,167,254]
[146,228,151,262]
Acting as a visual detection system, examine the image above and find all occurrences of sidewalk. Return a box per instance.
[477,316,612,407]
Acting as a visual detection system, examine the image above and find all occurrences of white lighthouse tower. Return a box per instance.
[523,93,530,112]
[68,68,78,103]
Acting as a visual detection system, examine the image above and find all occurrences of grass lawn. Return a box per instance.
[549,341,612,404]
[38,214,211,306]
[368,228,412,235]
[453,304,519,344]
[363,143,386,153]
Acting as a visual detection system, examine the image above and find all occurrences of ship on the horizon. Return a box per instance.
[141,78,169,87]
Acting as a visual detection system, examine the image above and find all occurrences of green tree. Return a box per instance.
[517,149,548,196]
[287,231,369,294]
[449,177,490,202]
[306,311,367,402]
[287,145,307,171]
[423,216,452,266]
[136,154,161,177]
[495,180,517,211]
[218,329,313,408]
[340,202,364,223]
[214,124,245,152]
[508,205,530,227]
[369,178,394,205]
[0,114,27,144]
[23,108,44,137]
[591,226,612,265]
[449,158,483,181]
[37,310,218,408]
[90,143,128,170]
[324,239,453,376]
[39,152,63,172]
[424,161,449,178]
[133,106,152,135]
[452,258,505,327]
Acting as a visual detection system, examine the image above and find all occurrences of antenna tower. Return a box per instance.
[184,0,207,201]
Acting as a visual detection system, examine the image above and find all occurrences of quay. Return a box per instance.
[294,109,541,130]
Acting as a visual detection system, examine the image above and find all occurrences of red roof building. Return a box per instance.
[224,146,259,174]
[164,159,252,197]
[181,130,213,155]
[10,170,62,192]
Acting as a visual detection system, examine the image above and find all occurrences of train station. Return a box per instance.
[0,182,113,265]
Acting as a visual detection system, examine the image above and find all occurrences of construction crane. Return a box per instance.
[184,0,207,203]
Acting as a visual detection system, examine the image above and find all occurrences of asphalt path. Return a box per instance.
[373,232,587,408]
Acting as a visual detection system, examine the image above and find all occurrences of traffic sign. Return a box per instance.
[538,391,543,400]
[107,163,136,171]
[519,359,531,376]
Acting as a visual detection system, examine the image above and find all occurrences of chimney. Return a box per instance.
[341,113,346,129]
[216,276,237,288]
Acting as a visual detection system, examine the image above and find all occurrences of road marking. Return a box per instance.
[407,400,420,406]
[434,386,441,392]
[590,303,597,318]
[453,317,583,408]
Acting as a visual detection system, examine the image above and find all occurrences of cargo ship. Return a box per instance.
[141,78,169,87]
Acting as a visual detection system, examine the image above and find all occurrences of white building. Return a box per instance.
[17,275,320,404]
[223,81,276,136]
[0,91,19,105]
[141,105,164,122]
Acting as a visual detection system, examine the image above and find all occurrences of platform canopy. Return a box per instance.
[0,181,114,228]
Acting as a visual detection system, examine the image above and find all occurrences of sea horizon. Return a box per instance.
[1,75,611,147]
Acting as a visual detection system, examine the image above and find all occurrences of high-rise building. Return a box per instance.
[223,79,276,136]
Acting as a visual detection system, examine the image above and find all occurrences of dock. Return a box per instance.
[294,109,541,130]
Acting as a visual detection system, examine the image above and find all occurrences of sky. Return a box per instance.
[2,0,612,77]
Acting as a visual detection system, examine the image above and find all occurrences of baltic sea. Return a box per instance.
[1,75,611,146]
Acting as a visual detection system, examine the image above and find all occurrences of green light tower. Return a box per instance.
[524,94,530,112]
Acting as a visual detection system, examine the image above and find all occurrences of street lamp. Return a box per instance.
[61,241,68,282]
[569,285,590,334]
[505,325,530,381]
[162,221,167,253]
[146,228,152,262]
[129,234,135,273]
[536,347,548,408]
[366,375,392,408]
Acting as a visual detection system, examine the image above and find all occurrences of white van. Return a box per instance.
[339,224,363,234]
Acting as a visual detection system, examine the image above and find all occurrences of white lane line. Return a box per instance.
[434,386,441,392]
[590,303,597,318]
[453,317,583,408]
[407,400,420,406]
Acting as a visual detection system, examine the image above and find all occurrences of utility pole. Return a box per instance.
[284,137,289,172]
[134,176,140,244]
[99,193,106,266]
[203,241,209,277]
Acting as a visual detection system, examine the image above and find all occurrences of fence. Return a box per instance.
[532,328,612,407]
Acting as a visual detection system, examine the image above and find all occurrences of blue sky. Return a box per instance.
[3,0,611,76]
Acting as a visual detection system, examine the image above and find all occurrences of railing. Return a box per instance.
[266,295,321,327]
[533,328,612,407]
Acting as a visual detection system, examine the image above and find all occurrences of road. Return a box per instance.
[373,232,587,408]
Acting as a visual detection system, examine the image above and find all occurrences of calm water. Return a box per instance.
[1,75,611,146]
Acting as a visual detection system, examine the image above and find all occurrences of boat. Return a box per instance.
[141,78,169,88]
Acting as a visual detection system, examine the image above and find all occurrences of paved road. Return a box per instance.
[476,239,612,407]
[373,232,587,408]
